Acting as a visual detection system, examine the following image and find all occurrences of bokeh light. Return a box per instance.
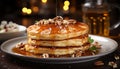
[41,0,47,4]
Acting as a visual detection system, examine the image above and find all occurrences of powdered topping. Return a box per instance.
[35,16,77,25]
[0,21,19,33]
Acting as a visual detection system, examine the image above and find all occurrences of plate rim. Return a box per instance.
[0,35,118,63]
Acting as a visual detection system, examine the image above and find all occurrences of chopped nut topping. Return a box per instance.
[114,55,120,60]
[35,16,77,25]
[15,42,26,50]
[42,53,49,58]
[20,48,25,50]
[108,61,117,68]
[53,16,63,21]
[92,52,95,55]
[71,54,75,58]
[93,42,101,49]
[15,42,25,48]
[75,51,82,57]
[94,61,104,66]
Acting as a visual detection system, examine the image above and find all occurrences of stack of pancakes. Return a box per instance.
[25,16,90,57]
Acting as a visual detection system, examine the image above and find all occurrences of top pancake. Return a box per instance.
[27,16,89,40]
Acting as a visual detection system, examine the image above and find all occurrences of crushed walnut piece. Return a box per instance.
[15,42,25,50]
[35,16,77,25]
[42,53,49,58]
[114,55,120,60]
[93,42,101,49]
[108,61,117,69]
[75,51,82,57]
[94,61,104,66]
[71,54,75,58]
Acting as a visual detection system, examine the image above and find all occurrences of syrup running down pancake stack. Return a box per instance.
[25,16,90,57]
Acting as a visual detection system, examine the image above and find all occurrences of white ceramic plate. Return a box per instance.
[0,35,118,64]
[0,25,26,41]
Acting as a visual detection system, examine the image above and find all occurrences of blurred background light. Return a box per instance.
[41,0,47,4]
[64,0,70,6]
[63,5,69,11]
[22,7,28,13]
[27,9,32,14]
[31,6,39,13]
[63,0,70,11]
[22,7,32,15]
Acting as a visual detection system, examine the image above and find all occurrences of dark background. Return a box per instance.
[0,0,120,35]
[0,0,120,20]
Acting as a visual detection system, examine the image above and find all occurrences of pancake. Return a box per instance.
[24,43,90,55]
[27,34,88,47]
[27,16,89,40]
[18,16,90,57]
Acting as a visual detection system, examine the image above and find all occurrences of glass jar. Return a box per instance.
[82,0,110,36]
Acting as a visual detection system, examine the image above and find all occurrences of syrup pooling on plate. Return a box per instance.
[12,41,101,58]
